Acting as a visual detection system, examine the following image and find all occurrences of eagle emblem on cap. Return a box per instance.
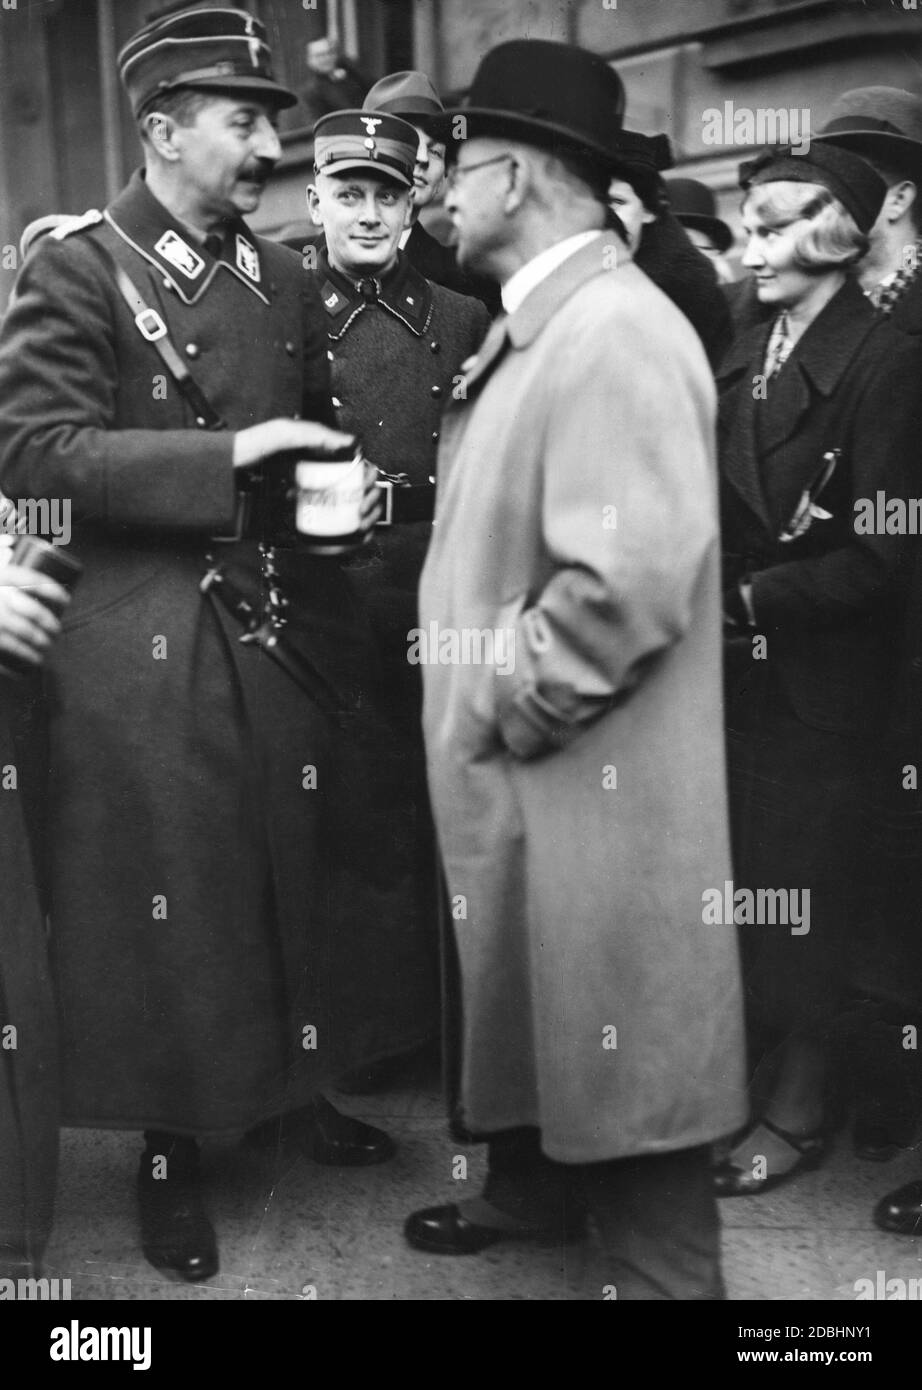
[361,117,383,135]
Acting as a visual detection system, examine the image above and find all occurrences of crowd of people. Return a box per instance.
[1,3,921,1301]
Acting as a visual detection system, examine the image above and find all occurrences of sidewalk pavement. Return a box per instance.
[34,1058,922,1301]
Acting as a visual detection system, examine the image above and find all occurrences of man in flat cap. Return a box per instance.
[305,111,489,1080]
[363,72,501,313]
[0,4,434,1284]
[402,39,746,1299]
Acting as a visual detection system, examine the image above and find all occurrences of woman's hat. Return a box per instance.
[431,39,628,171]
[739,142,887,233]
[664,178,734,252]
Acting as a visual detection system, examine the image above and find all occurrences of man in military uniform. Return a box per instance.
[305,112,490,1081]
[0,6,436,1284]
[362,72,501,314]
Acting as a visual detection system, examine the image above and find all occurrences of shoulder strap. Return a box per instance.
[83,233,225,431]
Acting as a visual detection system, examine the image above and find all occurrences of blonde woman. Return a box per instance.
[714,144,922,1196]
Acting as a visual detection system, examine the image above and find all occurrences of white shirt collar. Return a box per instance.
[501,230,603,315]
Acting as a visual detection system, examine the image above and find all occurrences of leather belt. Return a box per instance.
[375,474,436,526]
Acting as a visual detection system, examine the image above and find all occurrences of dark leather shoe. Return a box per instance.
[137,1170,218,1282]
[404,1203,585,1255]
[305,1096,396,1166]
[854,1117,916,1163]
[874,1180,922,1235]
[245,1096,396,1166]
[713,1117,827,1198]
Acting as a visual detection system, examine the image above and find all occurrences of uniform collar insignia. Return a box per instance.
[154,229,205,279]
[321,283,347,315]
[235,232,261,282]
[317,249,432,337]
[104,170,269,306]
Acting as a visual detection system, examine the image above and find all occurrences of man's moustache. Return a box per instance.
[240,162,275,183]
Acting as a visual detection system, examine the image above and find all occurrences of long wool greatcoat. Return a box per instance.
[0,686,57,1274]
[0,170,436,1136]
[419,235,747,1163]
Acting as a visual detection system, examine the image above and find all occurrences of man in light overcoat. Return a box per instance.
[403,39,747,1300]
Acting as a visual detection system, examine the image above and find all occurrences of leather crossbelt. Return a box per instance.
[86,234,225,430]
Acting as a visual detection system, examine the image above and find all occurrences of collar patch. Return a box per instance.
[235,233,261,282]
[154,230,205,279]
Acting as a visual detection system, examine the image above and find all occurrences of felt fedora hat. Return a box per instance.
[431,39,627,169]
[363,71,443,125]
[665,177,734,252]
[118,5,297,116]
[816,87,922,180]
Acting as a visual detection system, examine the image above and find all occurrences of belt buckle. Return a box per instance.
[135,308,167,342]
[374,478,394,527]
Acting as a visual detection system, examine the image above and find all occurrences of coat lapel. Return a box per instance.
[757,279,878,461]
[719,279,881,534]
[717,321,774,531]
[457,233,628,401]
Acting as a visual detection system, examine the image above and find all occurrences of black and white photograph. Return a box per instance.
[1,0,922,1339]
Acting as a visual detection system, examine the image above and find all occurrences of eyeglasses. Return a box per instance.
[445,153,514,191]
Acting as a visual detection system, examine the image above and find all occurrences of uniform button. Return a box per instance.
[195,416,207,428]
[327,350,334,361]
[430,341,441,353]
[162,278,173,291]
[432,431,439,441]
[285,340,297,355]
[430,385,442,398]
[185,343,200,358]
[332,396,342,408]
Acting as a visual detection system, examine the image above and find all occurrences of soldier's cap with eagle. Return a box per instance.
[118,5,297,117]
[312,110,417,188]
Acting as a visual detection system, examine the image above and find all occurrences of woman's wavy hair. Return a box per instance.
[742,180,869,270]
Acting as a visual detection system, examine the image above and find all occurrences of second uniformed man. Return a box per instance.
[305,112,490,1072]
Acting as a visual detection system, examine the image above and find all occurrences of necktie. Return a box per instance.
[204,233,223,260]
[763,311,792,379]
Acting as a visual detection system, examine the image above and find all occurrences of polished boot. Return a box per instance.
[245,1095,396,1166]
[873,1180,922,1235]
[137,1133,218,1282]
